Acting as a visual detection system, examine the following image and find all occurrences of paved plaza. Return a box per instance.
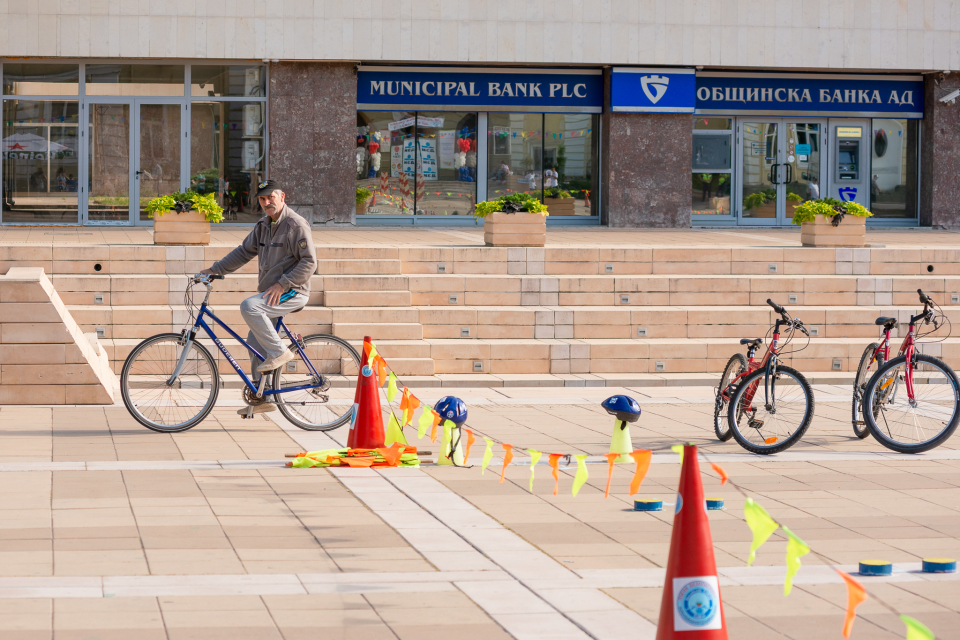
[0,382,956,639]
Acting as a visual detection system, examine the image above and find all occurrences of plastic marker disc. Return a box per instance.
[706,498,725,510]
[859,560,892,576]
[922,558,957,573]
[634,499,663,512]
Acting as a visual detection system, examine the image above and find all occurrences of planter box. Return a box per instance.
[800,214,866,247]
[483,212,546,247]
[356,199,370,217]
[544,196,576,216]
[153,210,211,245]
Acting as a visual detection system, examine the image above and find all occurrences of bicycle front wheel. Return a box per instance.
[273,334,361,431]
[715,353,747,442]
[852,343,883,439]
[863,354,960,454]
[727,365,814,454]
[120,333,220,432]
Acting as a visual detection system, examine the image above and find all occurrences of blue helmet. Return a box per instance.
[602,395,641,423]
[434,396,468,426]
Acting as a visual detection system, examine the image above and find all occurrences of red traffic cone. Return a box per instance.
[348,355,385,450]
[347,337,373,449]
[656,444,727,639]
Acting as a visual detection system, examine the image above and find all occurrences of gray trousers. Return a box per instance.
[240,291,306,380]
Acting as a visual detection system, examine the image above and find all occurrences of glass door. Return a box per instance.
[135,101,183,224]
[85,101,134,224]
[783,121,823,218]
[738,120,782,224]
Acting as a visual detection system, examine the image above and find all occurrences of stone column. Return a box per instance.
[921,74,960,228]
[601,111,692,228]
[269,62,357,225]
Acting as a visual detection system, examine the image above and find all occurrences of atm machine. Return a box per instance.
[827,120,870,208]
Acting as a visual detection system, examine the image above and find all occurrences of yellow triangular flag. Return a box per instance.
[901,615,934,640]
[481,438,494,474]
[384,412,407,446]
[417,406,434,439]
[387,372,398,402]
[671,444,684,462]
[527,449,542,492]
[782,525,809,596]
[744,497,779,566]
[368,343,378,363]
[571,454,589,496]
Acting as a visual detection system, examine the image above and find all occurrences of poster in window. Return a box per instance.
[418,137,438,180]
[402,139,416,176]
[438,130,456,170]
[391,144,403,177]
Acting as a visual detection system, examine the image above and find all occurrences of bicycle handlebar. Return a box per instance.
[918,289,931,305]
[767,299,786,314]
[192,273,224,283]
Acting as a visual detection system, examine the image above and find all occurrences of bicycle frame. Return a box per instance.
[720,326,783,404]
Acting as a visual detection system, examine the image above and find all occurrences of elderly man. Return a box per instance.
[200,180,317,414]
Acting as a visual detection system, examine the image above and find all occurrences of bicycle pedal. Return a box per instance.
[854,421,865,426]
[748,419,765,430]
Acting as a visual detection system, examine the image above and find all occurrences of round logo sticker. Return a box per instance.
[361,364,373,377]
[676,579,718,627]
[675,493,683,514]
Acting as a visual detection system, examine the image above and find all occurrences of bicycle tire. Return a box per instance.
[863,354,960,454]
[727,364,814,455]
[120,333,220,433]
[273,333,362,431]
[852,343,883,439]
[715,353,748,442]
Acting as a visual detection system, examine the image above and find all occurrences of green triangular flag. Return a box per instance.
[571,454,589,496]
[387,372,398,402]
[417,405,433,439]
[671,444,684,462]
[527,449,542,492]
[782,525,810,596]
[481,438,494,474]
[901,615,935,640]
[384,412,407,446]
[744,497,779,566]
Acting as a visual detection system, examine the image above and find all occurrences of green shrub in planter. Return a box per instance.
[791,197,872,226]
[474,192,548,219]
[145,191,224,223]
[544,187,572,199]
[356,186,372,205]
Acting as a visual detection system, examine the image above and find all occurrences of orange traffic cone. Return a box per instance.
[347,337,379,449]
[349,356,385,450]
[656,444,727,639]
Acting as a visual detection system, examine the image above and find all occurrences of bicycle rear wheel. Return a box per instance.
[715,353,747,441]
[273,334,361,431]
[863,354,960,453]
[120,333,220,432]
[727,365,814,454]
[852,343,883,439]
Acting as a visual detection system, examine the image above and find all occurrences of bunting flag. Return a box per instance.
[417,406,434,439]
[711,462,729,485]
[548,453,563,496]
[604,453,619,499]
[430,410,442,443]
[366,342,377,362]
[399,388,421,426]
[571,454,589,496]
[744,498,779,566]
[527,449,542,492]
[671,444,684,462]
[499,444,514,483]
[836,570,868,639]
[463,429,476,464]
[782,525,809,596]
[628,449,652,496]
[384,412,407,446]
[375,355,387,387]
[481,438,494,474]
[387,373,398,402]
[900,615,934,640]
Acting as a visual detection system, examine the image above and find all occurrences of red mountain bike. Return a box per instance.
[714,299,815,454]
[859,290,960,453]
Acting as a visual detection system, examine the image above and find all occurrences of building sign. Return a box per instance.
[696,72,924,118]
[358,66,603,113]
[611,68,696,113]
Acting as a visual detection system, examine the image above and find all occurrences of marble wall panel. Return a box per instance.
[921,74,960,228]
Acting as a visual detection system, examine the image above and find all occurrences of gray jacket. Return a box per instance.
[211,205,317,293]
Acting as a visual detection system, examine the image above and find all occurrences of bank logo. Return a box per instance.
[673,576,723,631]
[839,187,858,202]
[641,75,670,104]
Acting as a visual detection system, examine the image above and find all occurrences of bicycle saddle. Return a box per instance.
[875,317,898,328]
[740,338,764,347]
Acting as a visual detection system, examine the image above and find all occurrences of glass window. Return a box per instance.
[487,113,543,202]
[2,100,80,223]
[357,111,414,215]
[870,118,918,219]
[3,64,79,96]
[691,116,734,217]
[693,117,732,130]
[414,112,476,216]
[85,65,185,97]
[544,114,599,216]
[191,101,267,223]
[87,103,131,223]
[192,66,266,98]
[137,104,182,222]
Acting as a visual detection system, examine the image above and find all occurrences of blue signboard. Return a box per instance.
[357,66,603,113]
[695,72,924,118]
[611,68,696,113]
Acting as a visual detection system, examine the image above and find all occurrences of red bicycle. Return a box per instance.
[714,299,815,454]
[860,290,960,453]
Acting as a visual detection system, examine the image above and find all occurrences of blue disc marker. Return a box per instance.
[922,558,957,573]
[859,560,892,576]
[634,499,663,512]
[706,498,724,510]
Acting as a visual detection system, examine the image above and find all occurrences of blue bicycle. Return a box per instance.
[120,274,360,432]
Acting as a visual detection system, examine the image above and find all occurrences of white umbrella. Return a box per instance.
[2,133,67,153]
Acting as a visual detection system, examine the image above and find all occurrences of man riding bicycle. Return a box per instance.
[200,180,317,415]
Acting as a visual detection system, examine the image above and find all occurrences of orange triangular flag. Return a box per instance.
[500,444,514,483]
[548,454,563,496]
[399,389,421,426]
[376,442,403,466]
[711,462,729,485]
[628,449,652,496]
[375,355,387,387]
[604,453,619,499]
[837,570,868,638]
[464,429,476,464]
[363,341,372,358]
[340,456,375,467]
[430,410,441,443]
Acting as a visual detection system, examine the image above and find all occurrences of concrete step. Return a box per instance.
[323,275,409,291]
[333,323,424,341]
[329,307,420,323]
[324,291,412,307]
[316,259,402,275]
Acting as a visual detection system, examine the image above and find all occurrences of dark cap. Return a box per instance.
[255,180,281,197]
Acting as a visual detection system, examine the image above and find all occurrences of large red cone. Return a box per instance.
[347,337,381,449]
[656,444,727,639]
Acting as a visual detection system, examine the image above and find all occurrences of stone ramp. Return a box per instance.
[0,267,116,404]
